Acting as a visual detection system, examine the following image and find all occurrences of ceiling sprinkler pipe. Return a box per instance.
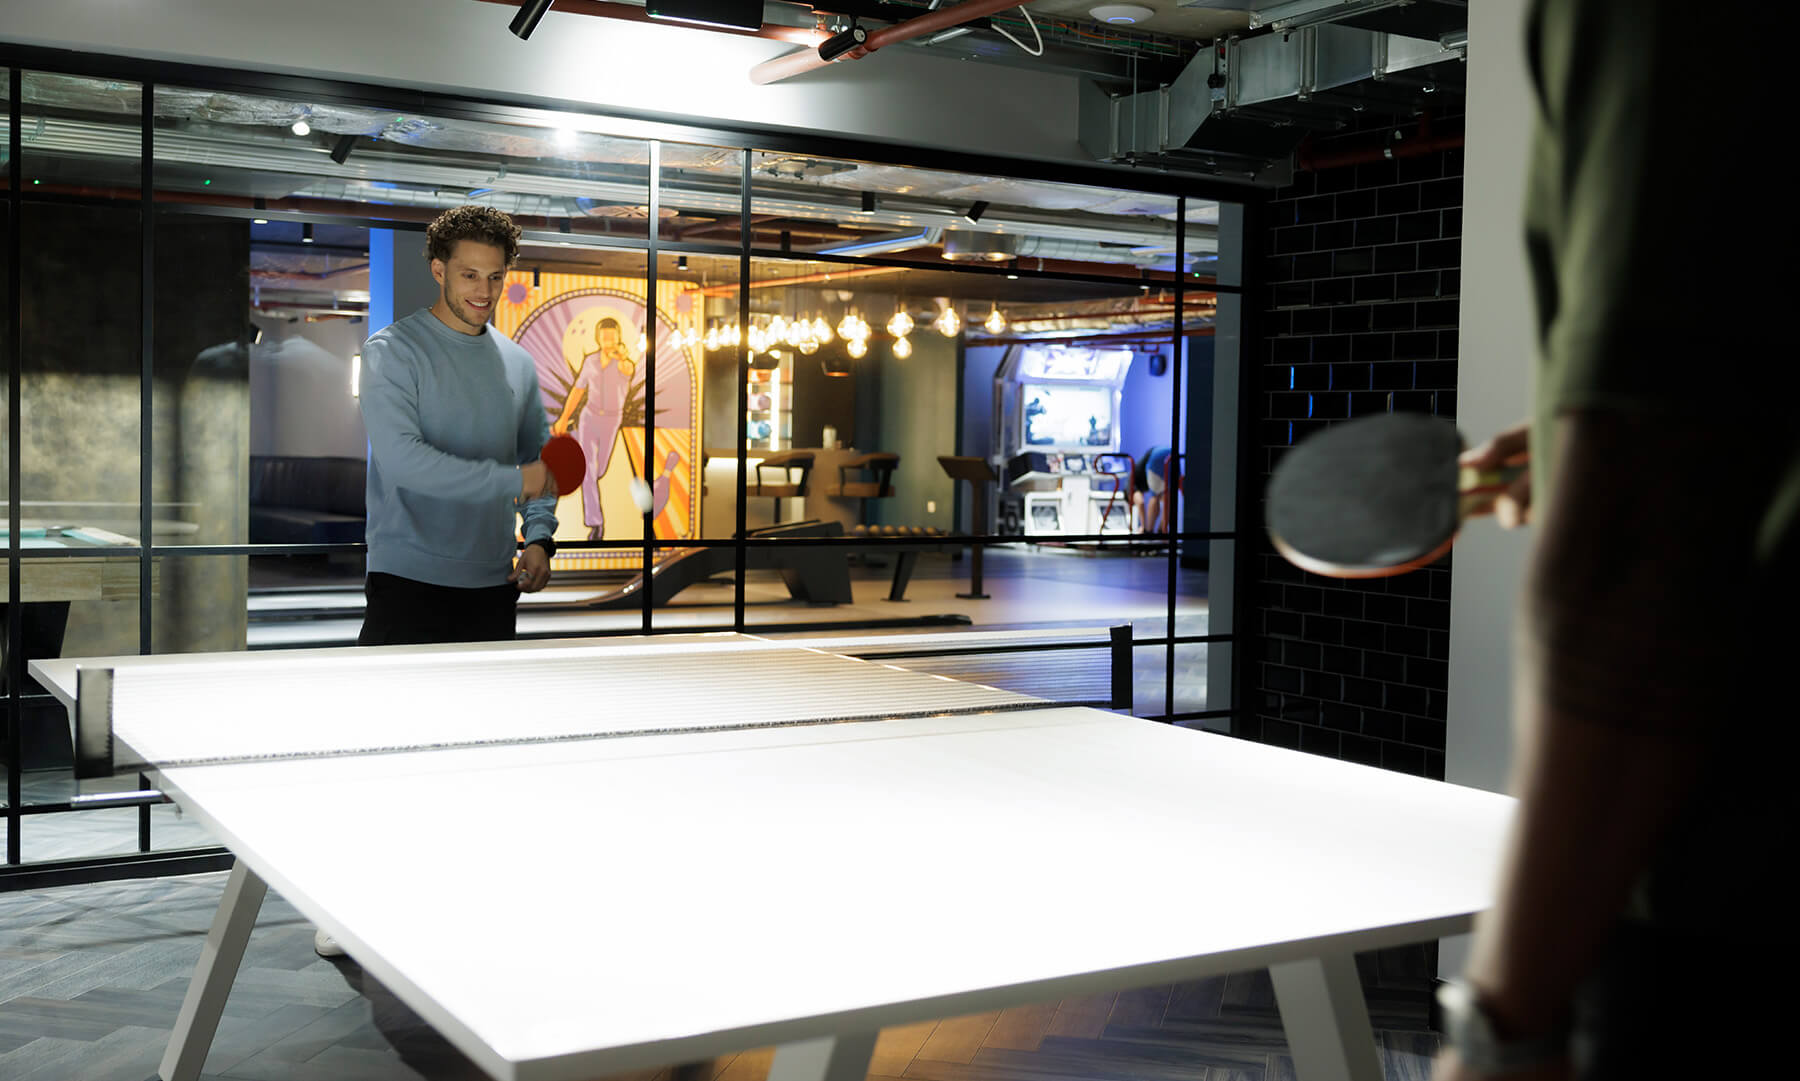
[812,227,944,256]
[749,0,1030,85]
[1012,236,1193,267]
[481,0,828,45]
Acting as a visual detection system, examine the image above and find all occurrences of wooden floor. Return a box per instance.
[0,871,1441,1081]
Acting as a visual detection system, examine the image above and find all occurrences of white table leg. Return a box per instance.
[767,1030,879,1081]
[160,859,268,1081]
[1268,952,1383,1081]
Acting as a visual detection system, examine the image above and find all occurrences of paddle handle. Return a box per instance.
[1457,463,1527,519]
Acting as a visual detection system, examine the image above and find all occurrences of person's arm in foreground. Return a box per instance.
[512,367,559,593]
[1433,410,1759,1080]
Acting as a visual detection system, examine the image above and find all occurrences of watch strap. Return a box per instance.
[1436,980,1570,1074]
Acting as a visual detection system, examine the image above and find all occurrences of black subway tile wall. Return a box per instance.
[1246,127,1464,782]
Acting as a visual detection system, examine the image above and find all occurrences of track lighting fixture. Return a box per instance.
[301,223,314,244]
[963,200,989,224]
[818,25,868,63]
[329,134,357,165]
[509,0,555,40]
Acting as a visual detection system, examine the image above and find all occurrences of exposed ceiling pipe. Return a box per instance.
[1012,236,1189,268]
[478,0,829,46]
[976,327,1216,348]
[678,213,783,240]
[1296,131,1463,171]
[810,227,944,257]
[749,0,1031,86]
[315,180,858,239]
[691,264,909,297]
[1295,114,1465,171]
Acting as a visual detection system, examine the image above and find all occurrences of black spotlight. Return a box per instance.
[859,191,877,214]
[510,0,555,40]
[329,134,357,164]
[301,223,315,244]
[963,200,989,224]
[818,25,868,63]
[249,323,264,346]
[532,267,541,287]
[676,255,689,271]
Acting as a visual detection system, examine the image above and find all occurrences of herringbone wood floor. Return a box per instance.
[0,870,1441,1081]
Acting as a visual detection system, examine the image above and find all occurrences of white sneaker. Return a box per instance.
[313,928,347,958]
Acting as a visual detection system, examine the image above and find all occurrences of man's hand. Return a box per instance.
[1430,1048,1572,1081]
[511,543,552,593]
[519,462,555,502]
[1459,419,1533,528]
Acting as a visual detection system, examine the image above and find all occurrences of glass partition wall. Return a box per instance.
[2,57,1247,884]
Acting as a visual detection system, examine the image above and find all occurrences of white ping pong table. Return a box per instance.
[31,633,1512,1081]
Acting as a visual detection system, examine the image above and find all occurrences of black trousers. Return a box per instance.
[357,572,519,646]
[1572,922,1794,1079]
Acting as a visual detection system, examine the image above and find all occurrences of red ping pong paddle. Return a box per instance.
[1265,412,1523,578]
[539,434,586,497]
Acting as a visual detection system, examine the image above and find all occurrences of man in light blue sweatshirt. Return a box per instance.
[356,205,559,646]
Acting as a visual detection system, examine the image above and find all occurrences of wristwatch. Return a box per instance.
[525,536,556,558]
[1435,980,1569,1074]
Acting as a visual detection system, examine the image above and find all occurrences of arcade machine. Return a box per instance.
[991,345,1135,538]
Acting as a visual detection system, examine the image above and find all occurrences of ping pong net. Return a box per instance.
[69,636,1048,780]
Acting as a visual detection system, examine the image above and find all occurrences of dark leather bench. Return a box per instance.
[248,455,367,545]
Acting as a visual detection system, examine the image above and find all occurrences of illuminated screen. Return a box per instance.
[1019,347,1131,382]
[1022,385,1113,447]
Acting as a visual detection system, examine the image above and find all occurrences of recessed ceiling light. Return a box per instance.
[1090,4,1154,24]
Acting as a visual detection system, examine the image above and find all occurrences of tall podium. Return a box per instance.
[937,456,997,600]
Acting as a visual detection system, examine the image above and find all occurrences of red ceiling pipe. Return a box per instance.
[1297,132,1464,171]
[479,0,828,46]
[750,0,1029,86]
[1295,114,1465,172]
[976,327,1216,347]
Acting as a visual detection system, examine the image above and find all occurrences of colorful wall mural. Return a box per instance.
[495,273,702,573]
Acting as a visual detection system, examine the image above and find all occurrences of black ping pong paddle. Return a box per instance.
[1265,412,1522,578]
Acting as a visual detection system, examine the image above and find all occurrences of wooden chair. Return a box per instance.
[748,450,814,524]
[825,452,899,525]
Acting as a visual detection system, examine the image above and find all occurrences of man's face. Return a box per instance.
[431,240,508,333]
[597,325,621,354]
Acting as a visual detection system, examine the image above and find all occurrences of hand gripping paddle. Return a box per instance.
[1265,412,1522,578]
[539,434,586,497]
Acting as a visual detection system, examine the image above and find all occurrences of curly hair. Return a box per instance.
[425,205,521,266]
